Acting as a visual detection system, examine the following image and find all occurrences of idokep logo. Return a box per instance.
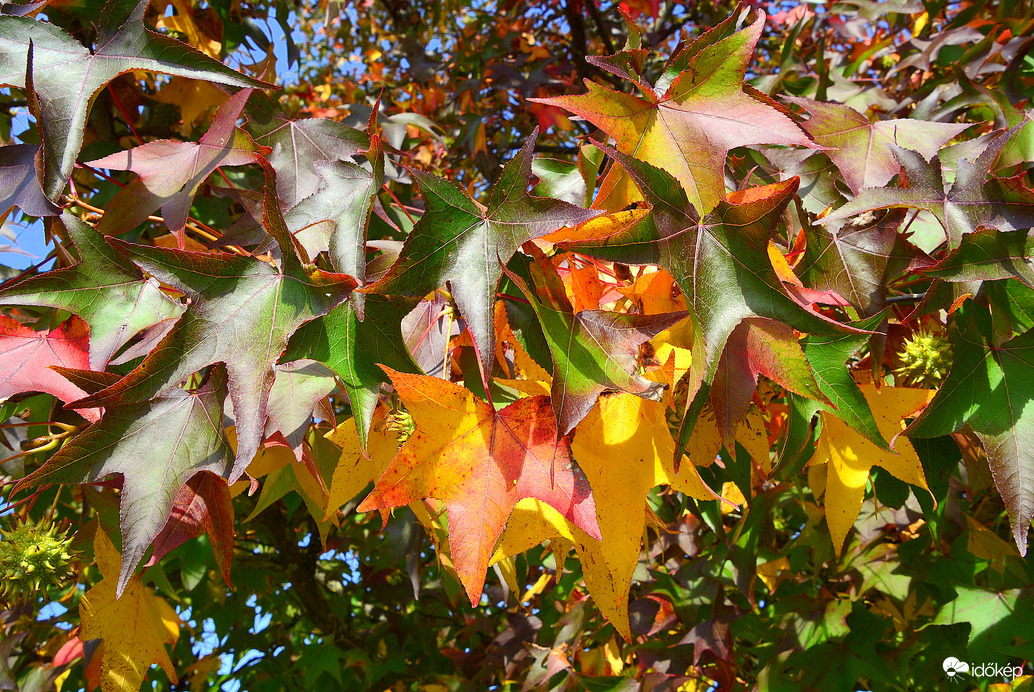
[943,657,1025,682]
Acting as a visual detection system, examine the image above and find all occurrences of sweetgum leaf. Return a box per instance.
[264,359,336,461]
[67,241,356,481]
[357,368,600,606]
[244,91,368,207]
[0,314,99,421]
[533,12,813,213]
[88,89,268,244]
[786,97,970,193]
[0,143,59,219]
[503,249,687,436]
[559,145,845,397]
[0,0,271,198]
[284,295,421,454]
[0,212,185,369]
[362,129,600,378]
[18,365,233,595]
[823,128,1034,248]
[906,302,1034,554]
[919,227,1034,287]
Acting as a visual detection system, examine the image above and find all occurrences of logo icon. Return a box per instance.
[943,657,970,681]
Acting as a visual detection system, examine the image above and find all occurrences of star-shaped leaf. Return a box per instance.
[533,12,813,213]
[495,393,716,640]
[0,212,185,369]
[66,241,356,481]
[244,91,368,207]
[812,384,933,554]
[918,227,1034,287]
[906,302,1034,554]
[89,89,269,244]
[0,314,99,421]
[0,143,59,220]
[0,0,271,198]
[283,294,421,454]
[357,368,600,605]
[18,365,233,594]
[786,97,971,193]
[503,249,687,436]
[559,145,845,396]
[362,129,600,378]
[78,530,180,692]
[823,127,1034,248]
[263,359,336,461]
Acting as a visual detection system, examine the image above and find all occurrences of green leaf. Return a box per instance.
[0,212,185,369]
[17,365,233,596]
[503,247,687,436]
[919,227,1034,287]
[363,129,598,378]
[931,586,1034,660]
[907,302,1034,554]
[66,240,355,480]
[284,295,421,453]
[0,0,271,198]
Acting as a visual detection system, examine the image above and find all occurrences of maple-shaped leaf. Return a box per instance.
[284,294,421,454]
[786,97,971,193]
[89,89,269,244]
[918,227,1034,287]
[0,314,99,421]
[357,368,600,605]
[323,409,400,521]
[0,0,271,198]
[144,471,234,586]
[18,365,233,594]
[710,317,826,445]
[823,128,1034,248]
[906,303,1034,554]
[812,384,933,554]
[504,249,687,436]
[559,145,845,397]
[66,240,356,481]
[533,12,813,213]
[0,143,59,219]
[496,393,715,640]
[362,129,600,378]
[0,213,185,369]
[263,359,336,461]
[244,91,368,207]
[78,529,180,692]
[798,209,925,318]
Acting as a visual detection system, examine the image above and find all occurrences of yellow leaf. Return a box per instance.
[812,384,934,554]
[154,0,221,58]
[323,410,399,521]
[757,556,790,592]
[152,78,228,137]
[494,393,719,640]
[767,242,803,287]
[618,269,687,314]
[541,208,649,244]
[78,530,179,692]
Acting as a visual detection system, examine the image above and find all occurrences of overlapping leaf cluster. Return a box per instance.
[2,0,1034,689]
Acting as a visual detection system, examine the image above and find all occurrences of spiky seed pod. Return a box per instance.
[0,521,76,604]
[894,329,953,388]
[385,408,416,447]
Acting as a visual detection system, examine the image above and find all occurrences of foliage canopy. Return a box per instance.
[2,0,1034,690]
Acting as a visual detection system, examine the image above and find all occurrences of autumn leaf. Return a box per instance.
[0,0,270,198]
[813,384,934,555]
[18,365,233,593]
[504,249,687,436]
[786,97,971,193]
[0,314,99,421]
[357,368,600,605]
[823,127,1034,248]
[0,143,59,220]
[0,213,185,370]
[363,129,599,379]
[264,359,336,461]
[906,302,1034,554]
[918,227,1034,288]
[533,11,813,213]
[323,408,400,521]
[244,91,369,207]
[66,241,355,481]
[78,529,180,692]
